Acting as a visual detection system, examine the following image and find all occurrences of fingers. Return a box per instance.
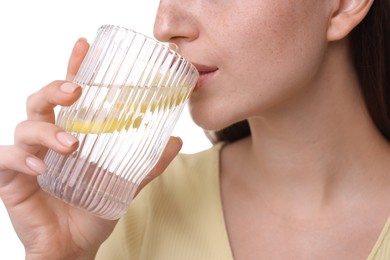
[26,38,89,123]
[136,136,183,195]
[0,39,89,192]
[0,145,44,198]
[14,120,79,156]
[66,38,90,81]
[0,145,45,177]
[26,81,82,122]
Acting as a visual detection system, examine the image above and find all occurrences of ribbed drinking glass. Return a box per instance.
[38,25,199,220]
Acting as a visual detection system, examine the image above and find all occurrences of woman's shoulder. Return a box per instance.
[135,141,224,207]
[156,141,224,184]
[167,141,224,171]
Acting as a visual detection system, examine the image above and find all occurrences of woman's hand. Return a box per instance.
[0,38,182,259]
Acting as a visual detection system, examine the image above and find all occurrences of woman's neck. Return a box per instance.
[221,39,390,214]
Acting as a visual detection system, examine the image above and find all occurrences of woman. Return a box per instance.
[0,0,389,259]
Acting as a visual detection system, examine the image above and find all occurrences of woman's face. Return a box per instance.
[154,0,333,131]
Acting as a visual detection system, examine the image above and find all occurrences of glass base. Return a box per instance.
[38,153,137,220]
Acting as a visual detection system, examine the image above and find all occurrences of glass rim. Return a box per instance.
[98,24,198,76]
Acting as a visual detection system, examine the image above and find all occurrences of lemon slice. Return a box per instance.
[67,116,143,134]
[65,92,188,134]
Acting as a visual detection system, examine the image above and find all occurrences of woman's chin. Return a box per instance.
[188,111,235,133]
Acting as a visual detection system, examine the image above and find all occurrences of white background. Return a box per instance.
[0,1,211,258]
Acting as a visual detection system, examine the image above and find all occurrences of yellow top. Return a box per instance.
[368,219,390,260]
[96,143,390,260]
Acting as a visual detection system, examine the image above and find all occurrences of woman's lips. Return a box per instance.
[192,63,218,90]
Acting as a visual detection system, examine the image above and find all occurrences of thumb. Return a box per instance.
[135,136,183,196]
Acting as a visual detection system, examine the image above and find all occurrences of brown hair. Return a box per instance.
[350,0,390,141]
[207,0,390,144]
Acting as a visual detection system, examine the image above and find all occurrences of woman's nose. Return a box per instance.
[153,0,199,45]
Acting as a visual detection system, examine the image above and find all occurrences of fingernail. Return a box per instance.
[75,38,89,52]
[56,132,79,147]
[26,157,47,174]
[60,82,80,93]
[77,37,88,44]
[171,136,183,146]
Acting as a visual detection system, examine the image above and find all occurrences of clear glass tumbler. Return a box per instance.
[38,25,199,220]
